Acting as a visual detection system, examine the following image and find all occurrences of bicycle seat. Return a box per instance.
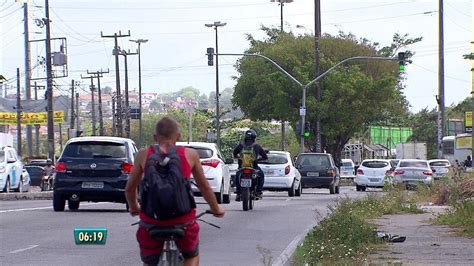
[149,227,185,240]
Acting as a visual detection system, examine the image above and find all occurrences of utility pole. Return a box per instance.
[111,93,116,136]
[87,69,109,136]
[16,68,22,157]
[81,75,96,135]
[23,2,33,158]
[101,30,130,137]
[75,92,80,133]
[130,39,148,147]
[438,0,445,158]
[70,80,75,135]
[205,22,227,149]
[45,0,55,160]
[34,82,40,156]
[119,50,138,138]
[314,0,322,153]
[59,123,63,151]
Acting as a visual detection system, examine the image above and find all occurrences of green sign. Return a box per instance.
[74,228,107,245]
[369,126,412,149]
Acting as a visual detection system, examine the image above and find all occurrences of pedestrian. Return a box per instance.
[125,117,225,266]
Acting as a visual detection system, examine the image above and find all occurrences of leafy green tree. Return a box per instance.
[447,97,470,120]
[233,27,417,162]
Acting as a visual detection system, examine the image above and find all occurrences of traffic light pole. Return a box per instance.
[211,52,399,153]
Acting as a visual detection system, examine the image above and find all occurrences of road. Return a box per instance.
[0,187,370,266]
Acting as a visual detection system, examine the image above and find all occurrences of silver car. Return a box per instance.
[428,159,451,179]
[393,159,433,185]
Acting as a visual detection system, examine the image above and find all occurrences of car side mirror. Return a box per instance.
[225,158,234,164]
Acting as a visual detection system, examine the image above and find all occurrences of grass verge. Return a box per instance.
[293,190,422,265]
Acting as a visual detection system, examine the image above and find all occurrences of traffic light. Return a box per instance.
[207,47,214,66]
[398,52,406,71]
[304,122,311,137]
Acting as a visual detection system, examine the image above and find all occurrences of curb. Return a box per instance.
[0,191,53,201]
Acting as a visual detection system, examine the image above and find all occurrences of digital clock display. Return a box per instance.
[74,228,107,245]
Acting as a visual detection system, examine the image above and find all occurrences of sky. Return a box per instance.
[1,0,472,113]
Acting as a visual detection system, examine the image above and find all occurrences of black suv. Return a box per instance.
[295,153,340,194]
[53,137,137,211]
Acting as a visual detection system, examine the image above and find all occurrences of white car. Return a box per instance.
[355,159,392,191]
[340,159,356,180]
[393,159,433,185]
[177,142,232,204]
[428,159,451,179]
[261,151,302,197]
[0,146,31,193]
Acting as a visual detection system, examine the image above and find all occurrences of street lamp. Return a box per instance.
[271,0,293,32]
[205,21,226,149]
[130,39,148,148]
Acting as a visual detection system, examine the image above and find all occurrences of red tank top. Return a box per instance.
[139,145,196,225]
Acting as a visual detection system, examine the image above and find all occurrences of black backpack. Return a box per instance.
[140,145,196,220]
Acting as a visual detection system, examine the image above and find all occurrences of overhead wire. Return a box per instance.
[0,5,20,19]
[445,1,472,18]
[411,63,470,83]
[0,1,16,12]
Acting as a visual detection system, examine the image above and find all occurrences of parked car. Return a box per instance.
[390,159,400,170]
[428,159,451,179]
[261,151,302,197]
[228,161,239,188]
[295,153,340,194]
[393,159,433,185]
[355,159,392,191]
[28,159,49,167]
[25,165,46,186]
[340,159,356,180]
[0,146,30,193]
[53,137,138,211]
[177,142,232,204]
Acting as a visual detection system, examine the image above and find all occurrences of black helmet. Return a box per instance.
[244,129,257,141]
[46,159,52,165]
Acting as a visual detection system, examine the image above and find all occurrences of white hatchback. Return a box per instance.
[177,142,232,204]
[428,159,451,179]
[340,159,356,179]
[261,151,302,197]
[355,159,392,191]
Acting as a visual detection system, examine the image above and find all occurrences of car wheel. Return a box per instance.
[215,181,224,204]
[53,192,66,212]
[222,191,231,204]
[68,200,80,211]
[335,185,340,194]
[356,185,362,192]
[4,178,10,193]
[295,182,302,197]
[361,186,367,192]
[329,182,336,194]
[288,181,296,197]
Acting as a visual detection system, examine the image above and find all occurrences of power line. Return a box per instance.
[50,2,272,10]
[412,63,470,83]
[0,6,20,19]
[0,1,16,12]
[444,12,472,33]
[445,1,472,18]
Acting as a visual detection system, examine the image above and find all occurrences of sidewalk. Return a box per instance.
[369,210,474,265]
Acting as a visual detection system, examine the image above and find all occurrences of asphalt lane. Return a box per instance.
[0,187,371,266]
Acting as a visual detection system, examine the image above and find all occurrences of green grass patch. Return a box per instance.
[433,200,474,237]
[293,190,423,265]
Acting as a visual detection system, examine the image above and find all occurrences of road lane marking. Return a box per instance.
[9,245,39,254]
[0,202,110,213]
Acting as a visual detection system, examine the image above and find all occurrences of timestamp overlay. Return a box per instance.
[74,228,108,245]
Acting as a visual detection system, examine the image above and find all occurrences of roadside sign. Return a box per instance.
[299,107,306,116]
[465,112,472,132]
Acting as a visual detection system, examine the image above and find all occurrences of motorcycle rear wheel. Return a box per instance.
[242,187,250,211]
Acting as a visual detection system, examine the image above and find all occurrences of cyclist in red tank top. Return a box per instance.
[126,117,225,266]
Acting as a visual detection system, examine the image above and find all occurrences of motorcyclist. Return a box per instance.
[43,159,55,177]
[233,129,268,201]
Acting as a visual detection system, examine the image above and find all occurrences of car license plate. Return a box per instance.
[307,172,319,177]
[81,182,104,189]
[264,170,274,175]
[343,171,349,175]
[240,179,252,188]
[369,178,379,182]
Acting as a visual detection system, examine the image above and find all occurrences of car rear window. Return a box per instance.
[342,162,353,167]
[62,141,127,158]
[362,161,389,168]
[399,161,429,168]
[26,166,44,175]
[189,147,213,159]
[429,161,450,167]
[297,155,331,168]
[260,154,288,165]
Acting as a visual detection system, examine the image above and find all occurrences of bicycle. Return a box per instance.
[132,210,220,266]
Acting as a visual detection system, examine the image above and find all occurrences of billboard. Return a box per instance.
[0,111,65,125]
[455,135,472,150]
[465,112,472,132]
[369,126,412,149]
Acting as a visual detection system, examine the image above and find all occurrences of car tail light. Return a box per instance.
[285,165,290,175]
[327,168,335,177]
[243,168,253,174]
[385,170,393,175]
[55,162,67,173]
[394,170,405,175]
[121,162,133,173]
[201,159,220,168]
[423,171,432,176]
[357,169,364,175]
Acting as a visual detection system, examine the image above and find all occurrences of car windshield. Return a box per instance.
[189,147,213,159]
[362,161,389,168]
[430,161,450,167]
[62,141,127,158]
[297,155,331,168]
[260,154,288,165]
[399,161,429,168]
[341,162,352,167]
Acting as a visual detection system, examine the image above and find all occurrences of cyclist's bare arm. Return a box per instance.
[186,148,225,218]
[125,148,146,216]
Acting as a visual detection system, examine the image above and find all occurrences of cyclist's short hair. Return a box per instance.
[155,117,180,139]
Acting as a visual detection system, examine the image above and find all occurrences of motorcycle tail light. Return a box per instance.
[243,168,253,174]
[55,162,67,173]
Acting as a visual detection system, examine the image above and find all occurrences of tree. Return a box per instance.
[407,108,437,159]
[233,27,418,162]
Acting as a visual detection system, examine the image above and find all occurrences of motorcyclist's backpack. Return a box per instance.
[140,145,196,220]
[241,144,256,168]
